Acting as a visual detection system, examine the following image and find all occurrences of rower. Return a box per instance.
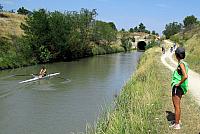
[39,65,47,78]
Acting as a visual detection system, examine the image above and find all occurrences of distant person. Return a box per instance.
[39,65,47,78]
[170,47,189,129]
[170,46,173,53]
[173,43,176,49]
[161,44,165,54]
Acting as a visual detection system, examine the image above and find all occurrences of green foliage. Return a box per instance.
[151,30,156,35]
[138,23,145,32]
[92,45,124,55]
[145,40,159,49]
[129,28,134,33]
[19,8,120,63]
[121,28,125,32]
[121,33,132,51]
[130,23,151,33]
[17,7,31,15]
[39,46,52,62]
[92,20,117,46]
[170,34,183,45]
[0,8,124,69]
[183,15,197,28]
[134,26,138,32]
[0,37,34,69]
[21,9,51,62]
[0,4,3,11]
[162,22,182,39]
[108,22,117,31]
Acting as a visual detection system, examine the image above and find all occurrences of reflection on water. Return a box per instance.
[0,51,142,134]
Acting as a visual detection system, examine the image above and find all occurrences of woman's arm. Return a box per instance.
[176,63,188,86]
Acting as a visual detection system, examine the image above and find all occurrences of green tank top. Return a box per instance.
[171,60,189,94]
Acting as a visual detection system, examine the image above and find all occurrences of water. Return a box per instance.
[0,51,142,134]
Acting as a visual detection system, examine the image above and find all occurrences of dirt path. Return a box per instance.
[161,40,200,105]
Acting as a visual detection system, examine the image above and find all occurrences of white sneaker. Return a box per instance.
[169,123,181,129]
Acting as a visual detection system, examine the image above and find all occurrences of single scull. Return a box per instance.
[19,72,60,84]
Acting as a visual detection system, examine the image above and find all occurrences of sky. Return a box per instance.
[1,0,200,34]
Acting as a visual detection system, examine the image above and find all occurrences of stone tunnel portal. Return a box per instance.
[137,41,146,51]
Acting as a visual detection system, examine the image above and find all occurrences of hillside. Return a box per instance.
[170,25,200,74]
[0,12,25,39]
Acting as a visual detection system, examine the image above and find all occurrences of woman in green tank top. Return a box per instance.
[170,47,188,129]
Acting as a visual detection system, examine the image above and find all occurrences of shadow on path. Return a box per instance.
[166,111,175,122]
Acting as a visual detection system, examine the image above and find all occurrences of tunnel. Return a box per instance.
[137,41,146,51]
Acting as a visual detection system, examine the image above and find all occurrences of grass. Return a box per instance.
[184,34,200,74]
[170,24,200,74]
[92,44,125,55]
[0,12,25,39]
[91,47,200,134]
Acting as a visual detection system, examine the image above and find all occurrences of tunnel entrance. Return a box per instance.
[137,41,146,51]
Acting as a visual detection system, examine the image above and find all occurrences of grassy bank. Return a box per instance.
[184,34,200,74]
[92,44,125,55]
[0,12,25,39]
[92,47,200,133]
[170,25,200,74]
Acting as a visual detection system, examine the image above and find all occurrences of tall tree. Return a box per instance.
[162,22,182,39]
[0,4,3,11]
[138,23,146,32]
[121,28,125,32]
[183,15,197,28]
[133,26,138,32]
[17,7,31,15]
[108,22,117,31]
[151,30,156,35]
[92,20,117,45]
[129,28,134,33]
[21,9,51,62]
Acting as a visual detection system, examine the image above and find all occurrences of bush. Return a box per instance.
[145,40,159,49]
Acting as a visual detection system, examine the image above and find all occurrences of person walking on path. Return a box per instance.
[161,43,165,54]
[170,47,189,129]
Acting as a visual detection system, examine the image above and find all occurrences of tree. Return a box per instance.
[121,34,132,51]
[183,15,197,28]
[121,28,125,32]
[138,23,146,32]
[108,22,117,31]
[129,28,134,33]
[162,22,182,39]
[133,26,138,32]
[151,30,156,35]
[0,4,3,11]
[21,9,51,62]
[17,7,31,15]
[92,20,117,45]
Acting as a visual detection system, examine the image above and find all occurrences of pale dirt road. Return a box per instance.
[161,40,200,105]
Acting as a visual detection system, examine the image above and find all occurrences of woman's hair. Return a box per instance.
[42,65,46,69]
[175,47,185,59]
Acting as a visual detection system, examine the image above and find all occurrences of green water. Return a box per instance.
[0,52,142,134]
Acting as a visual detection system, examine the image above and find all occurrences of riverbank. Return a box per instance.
[0,40,125,70]
[93,47,200,133]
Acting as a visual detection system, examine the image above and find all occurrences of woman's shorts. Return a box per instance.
[172,86,184,96]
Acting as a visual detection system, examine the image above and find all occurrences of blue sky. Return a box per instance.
[1,0,200,34]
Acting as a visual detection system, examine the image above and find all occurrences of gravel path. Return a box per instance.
[161,40,200,105]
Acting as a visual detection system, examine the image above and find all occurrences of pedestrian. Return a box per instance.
[170,47,189,129]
